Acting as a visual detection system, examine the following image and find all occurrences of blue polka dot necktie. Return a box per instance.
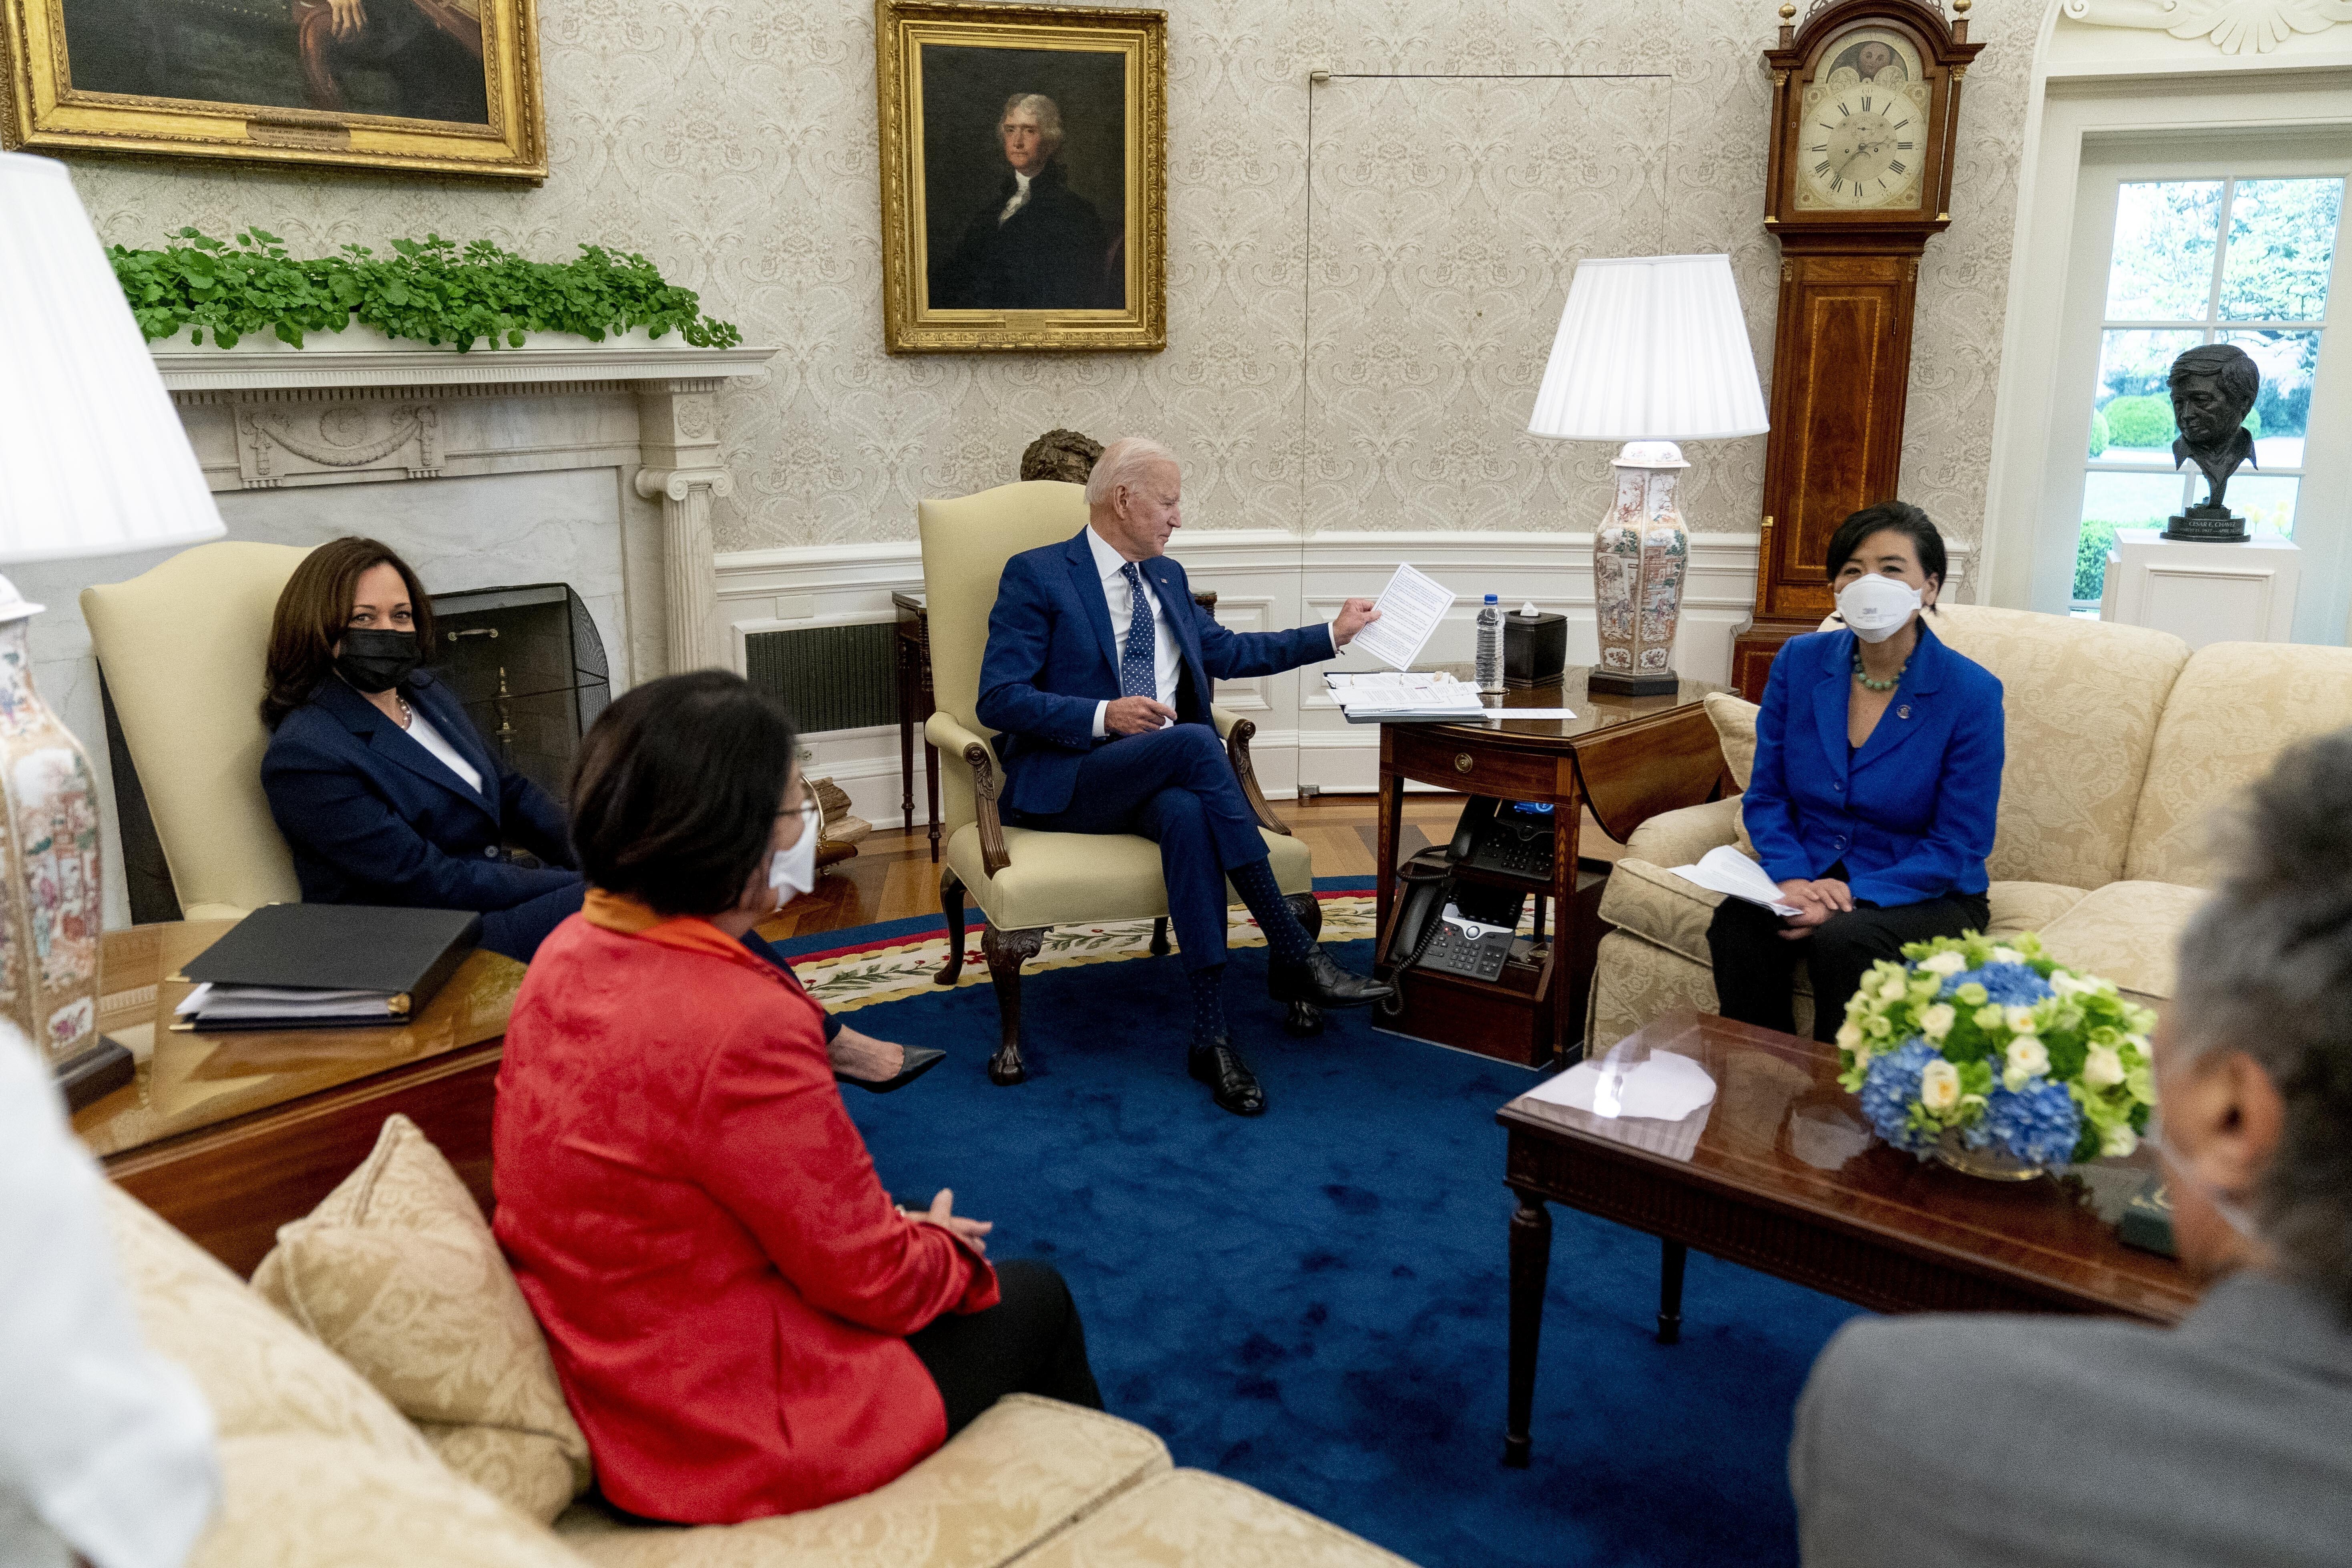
[1119,562,1158,701]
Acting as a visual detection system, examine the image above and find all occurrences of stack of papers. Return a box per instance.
[1325,671,1489,722]
[175,983,412,1029]
[1668,844,1803,916]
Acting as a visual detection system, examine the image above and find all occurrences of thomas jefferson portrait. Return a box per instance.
[56,0,489,123]
[920,45,1128,314]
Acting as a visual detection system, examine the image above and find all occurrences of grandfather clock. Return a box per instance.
[1730,0,1982,699]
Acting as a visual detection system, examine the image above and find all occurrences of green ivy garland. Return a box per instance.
[111,228,744,353]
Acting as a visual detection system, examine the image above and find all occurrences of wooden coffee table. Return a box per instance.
[1497,1009,2200,1466]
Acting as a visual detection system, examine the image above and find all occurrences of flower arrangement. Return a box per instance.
[1836,931,2157,1170]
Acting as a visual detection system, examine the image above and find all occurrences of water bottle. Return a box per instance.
[1475,594,1504,693]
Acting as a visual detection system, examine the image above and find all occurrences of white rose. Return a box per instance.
[2006,1035,2049,1078]
[2083,1045,2125,1089]
[1919,1059,1962,1113]
[1879,977,1908,1001]
[1836,1022,1862,1050]
[1918,1004,1956,1041]
[1988,946,2026,965]
[2004,1006,2038,1033]
[2101,1124,2139,1158]
[1919,951,1968,977]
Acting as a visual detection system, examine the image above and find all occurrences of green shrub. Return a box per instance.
[2100,395,2175,450]
[2086,407,2110,458]
[2074,518,2123,603]
[111,228,742,353]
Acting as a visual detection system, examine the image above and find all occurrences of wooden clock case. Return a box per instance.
[1731,0,1983,699]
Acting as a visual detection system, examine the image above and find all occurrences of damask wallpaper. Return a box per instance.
[66,0,2034,558]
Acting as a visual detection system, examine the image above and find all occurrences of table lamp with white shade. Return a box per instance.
[0,152,227,1106]
[1528,253,1769,695]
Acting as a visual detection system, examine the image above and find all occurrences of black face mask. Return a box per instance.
[334,628,422,694]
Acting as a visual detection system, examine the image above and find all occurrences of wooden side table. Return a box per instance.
[75,921,525,1276]
[894,585,1221,864]
[1374,668,1729,1068]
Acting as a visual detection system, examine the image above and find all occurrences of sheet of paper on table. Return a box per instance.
[1343,563,1453,671]
[1323,670,1488,719]
[1524,1052,1718,1122]
[1668,843,1803,916]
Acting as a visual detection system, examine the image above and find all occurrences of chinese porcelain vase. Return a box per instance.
[1590,441,1689,697]
[0,596,105,1070]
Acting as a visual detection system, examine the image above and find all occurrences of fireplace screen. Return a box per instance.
[428,583,611,802]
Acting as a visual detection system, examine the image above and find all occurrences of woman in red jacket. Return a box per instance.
[493,671,1101,1524]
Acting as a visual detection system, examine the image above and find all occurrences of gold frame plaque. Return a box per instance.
[2,0,546,180]
[876,0,1165,353]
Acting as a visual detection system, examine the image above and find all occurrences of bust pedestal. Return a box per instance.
[2098,529,2301,650]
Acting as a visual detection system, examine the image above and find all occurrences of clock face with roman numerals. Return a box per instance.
[1794,28,1931,212]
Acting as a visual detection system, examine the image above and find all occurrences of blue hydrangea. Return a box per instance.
[1858,1038,1942,1154]
[1969,1078,2082,1166]
[1939,964,2054,1009]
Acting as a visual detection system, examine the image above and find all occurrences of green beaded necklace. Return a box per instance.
[1851,647,1909,693]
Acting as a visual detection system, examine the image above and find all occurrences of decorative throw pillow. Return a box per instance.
[1703,692,1762,861]
[250,1115,591,1524]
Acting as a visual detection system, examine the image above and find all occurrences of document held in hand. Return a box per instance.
[1668,844,1804,917]
[1345,563,1453,671]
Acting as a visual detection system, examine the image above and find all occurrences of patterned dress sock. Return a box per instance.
[1228,858,1314,962]
[1190,964,1229,1046]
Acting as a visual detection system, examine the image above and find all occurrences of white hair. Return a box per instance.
[1000,92,1065,157]
[1084,436,1178,508]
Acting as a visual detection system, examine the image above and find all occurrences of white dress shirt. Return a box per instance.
[404,705,485,795]
[1087,526,1184,738]
[0,1031,219,1568]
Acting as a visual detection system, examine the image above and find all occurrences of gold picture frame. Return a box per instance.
[2,0,545,180]
[876,0,1165,354]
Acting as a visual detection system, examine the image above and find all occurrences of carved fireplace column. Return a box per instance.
[634,378,735,675]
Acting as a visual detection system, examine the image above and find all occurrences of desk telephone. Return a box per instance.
[1382,797,1554,992]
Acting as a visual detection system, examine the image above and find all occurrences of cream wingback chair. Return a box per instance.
[918,481,1318,1086]
[82,542,311,919]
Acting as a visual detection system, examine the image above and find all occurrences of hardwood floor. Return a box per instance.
[758,792,1626,943]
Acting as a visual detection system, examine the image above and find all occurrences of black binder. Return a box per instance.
[176,905,482,1030]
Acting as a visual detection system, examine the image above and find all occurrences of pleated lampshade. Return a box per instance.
[1526,253,1769,443]
[0,153,225,563]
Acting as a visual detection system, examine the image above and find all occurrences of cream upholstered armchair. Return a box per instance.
[918,481,1318,1086]
[82,542,311,920]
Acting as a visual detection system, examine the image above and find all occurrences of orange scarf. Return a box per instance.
[581,888,784,973]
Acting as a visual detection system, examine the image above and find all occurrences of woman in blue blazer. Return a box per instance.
[257,538,937,1088]
[1710,503,2004,1042]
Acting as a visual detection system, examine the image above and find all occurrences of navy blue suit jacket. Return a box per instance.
[1744,621,2004,908]
[261,669,578,915]
[976,529,1335,816]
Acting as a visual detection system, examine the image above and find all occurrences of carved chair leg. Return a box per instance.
[981,925,1046,1086]
[1281,891,1326,1035]
[1149,917,1170,957]
[937,869,967,986]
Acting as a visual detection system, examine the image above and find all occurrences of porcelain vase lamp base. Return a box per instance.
[0,584,119,1110]
[1590,442,1691,698]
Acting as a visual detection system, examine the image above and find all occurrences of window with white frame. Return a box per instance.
[2073,176,2344,609]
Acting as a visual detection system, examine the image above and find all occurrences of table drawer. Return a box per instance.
[1388,727,1562,800]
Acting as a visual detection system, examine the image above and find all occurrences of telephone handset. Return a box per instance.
[1449,796,1556,880]
[1390,882,1522,982]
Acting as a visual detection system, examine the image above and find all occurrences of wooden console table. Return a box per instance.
[1373,669,1729,1068]
[894,585,1221,864]
[74,921,525,1276]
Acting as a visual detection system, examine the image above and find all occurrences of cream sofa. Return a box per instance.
[102,1119,1416,1568]
[1590,604,2352,1048]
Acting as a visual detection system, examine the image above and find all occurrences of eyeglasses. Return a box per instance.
[778,799,821,840]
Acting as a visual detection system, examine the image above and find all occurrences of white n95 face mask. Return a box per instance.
[769,804,820,909]
[1837,574,1923,643]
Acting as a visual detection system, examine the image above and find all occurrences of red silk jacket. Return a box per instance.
[492,893,997,1523]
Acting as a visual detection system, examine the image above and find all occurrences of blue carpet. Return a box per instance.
[839,911,1865,1568]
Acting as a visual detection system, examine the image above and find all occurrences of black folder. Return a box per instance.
[177,905,482,1029]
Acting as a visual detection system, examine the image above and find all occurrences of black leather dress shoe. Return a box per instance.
[835,1046,947,1094]
[1268,947,1395,1009]
[1188,1039,1266,1116]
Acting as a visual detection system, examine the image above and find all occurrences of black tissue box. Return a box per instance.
[1504,609,1567,688]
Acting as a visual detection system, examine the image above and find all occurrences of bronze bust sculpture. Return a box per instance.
[2162,344,2260,542]
[1019,428,1104,484]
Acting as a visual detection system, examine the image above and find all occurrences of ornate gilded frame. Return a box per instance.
[1,0,545,179]
[876,0,1165,353]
